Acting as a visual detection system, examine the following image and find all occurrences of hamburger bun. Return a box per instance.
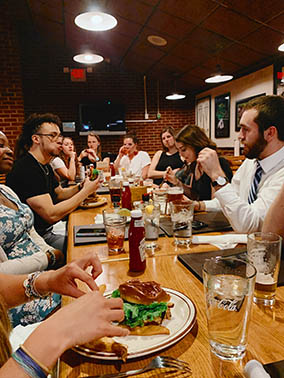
[119,280,170,305]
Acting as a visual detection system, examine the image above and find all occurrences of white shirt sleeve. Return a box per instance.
[50,157,65,170]
[205,159,284,233]
[0,245,48,274]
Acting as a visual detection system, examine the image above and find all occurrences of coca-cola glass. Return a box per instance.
[203,257,256,360]
[103,209,126,255]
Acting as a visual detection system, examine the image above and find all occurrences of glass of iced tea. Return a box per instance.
[247,232,282,306]
[167,186,184,203]
[103,209,126,255]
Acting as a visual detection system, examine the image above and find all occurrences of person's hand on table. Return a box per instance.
[36,252,102,298]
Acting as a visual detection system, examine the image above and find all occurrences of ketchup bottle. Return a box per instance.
[129,209,146,272]
[121,181,132,210]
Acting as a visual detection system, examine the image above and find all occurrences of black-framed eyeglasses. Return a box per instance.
[35,133,63,142]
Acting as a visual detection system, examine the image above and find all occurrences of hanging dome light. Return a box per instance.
[165,93,186,100]
[205,65,233,83]
[75,11,117,31]
[73,53,104,64]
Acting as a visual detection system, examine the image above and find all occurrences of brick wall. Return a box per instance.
[0,2,25,147]
[18,36,195,156]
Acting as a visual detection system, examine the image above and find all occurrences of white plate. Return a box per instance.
[80,197,108,209]
[74,288,196,360]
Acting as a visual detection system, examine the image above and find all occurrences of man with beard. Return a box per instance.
[195,95,284,233]
[6,113,99,253]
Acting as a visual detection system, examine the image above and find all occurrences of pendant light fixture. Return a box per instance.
[165,79,186,100]
[278,42,284,52]
[205,64,233,84]
[75,11,117,31]
[73,53,104,64]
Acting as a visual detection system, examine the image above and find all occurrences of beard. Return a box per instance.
[243,133,267,159]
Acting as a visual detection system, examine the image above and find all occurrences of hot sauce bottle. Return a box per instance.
[121,181,132,210]
[129,209,146,272]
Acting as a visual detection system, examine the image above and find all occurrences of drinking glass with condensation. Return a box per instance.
[103,209,126,255]
[247,232,282,306]
[202,257,256,361]
[170,202,194,248]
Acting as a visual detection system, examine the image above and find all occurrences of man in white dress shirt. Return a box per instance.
[196,95,284,233]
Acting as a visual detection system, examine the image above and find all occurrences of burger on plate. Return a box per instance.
[111,279,173,335]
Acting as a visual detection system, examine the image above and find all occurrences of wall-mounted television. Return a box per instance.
[79,101,126,135]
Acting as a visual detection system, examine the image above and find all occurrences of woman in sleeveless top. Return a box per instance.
[148,127,183,186]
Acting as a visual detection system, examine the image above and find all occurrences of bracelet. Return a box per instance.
[12,346,49,378]
[46,250,56,267]
[23,272,51,300]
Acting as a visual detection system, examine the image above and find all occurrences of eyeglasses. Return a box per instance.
[35,133,63,142]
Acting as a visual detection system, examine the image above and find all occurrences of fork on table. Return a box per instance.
[87,356,192,378]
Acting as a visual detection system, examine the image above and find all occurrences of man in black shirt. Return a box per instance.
[7,113,99,253]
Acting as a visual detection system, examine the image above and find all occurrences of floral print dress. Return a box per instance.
[0,186,60,327]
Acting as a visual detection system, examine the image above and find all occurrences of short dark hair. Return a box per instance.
[175,124,216,154]
[160,126,176,152]
[243,95,284,141]
[124,133,139,145]
[14,113,62,159]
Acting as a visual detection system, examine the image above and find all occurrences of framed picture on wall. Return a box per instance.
[215,93,230,138]
[235,93,265,131]
[195,96,211,137]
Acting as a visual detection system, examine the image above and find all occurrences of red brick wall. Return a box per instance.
[18,37,195,156]
[0,2,25,148]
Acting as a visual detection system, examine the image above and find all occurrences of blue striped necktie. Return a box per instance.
[248,161,263,204]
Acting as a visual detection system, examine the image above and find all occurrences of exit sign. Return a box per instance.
[70,69,86,82]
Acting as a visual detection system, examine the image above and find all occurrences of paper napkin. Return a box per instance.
[191,234,247,249]
[244,360,271,378]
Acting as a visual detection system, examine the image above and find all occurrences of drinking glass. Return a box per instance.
[167,186,184,203]
[135,203,160,253]
[103,209,126,255]
[247,232,282,306]
[170,202,194,247]
[203,257,256,360]
[153,188,168,215]
[109,176,122,207]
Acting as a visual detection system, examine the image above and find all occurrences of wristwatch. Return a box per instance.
[212,176,228,188]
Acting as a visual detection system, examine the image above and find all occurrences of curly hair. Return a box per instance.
[14,113,62,160]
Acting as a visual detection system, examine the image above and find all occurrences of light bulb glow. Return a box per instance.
[91,15,103,25]
[278,43,284,52]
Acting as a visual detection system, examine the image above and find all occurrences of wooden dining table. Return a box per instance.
[58,196,284,378]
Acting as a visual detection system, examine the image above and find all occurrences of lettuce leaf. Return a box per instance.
[111,288,168,328]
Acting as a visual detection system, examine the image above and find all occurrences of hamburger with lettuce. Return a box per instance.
[111,279,173,335]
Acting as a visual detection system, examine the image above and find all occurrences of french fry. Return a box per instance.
[84,337,128,362]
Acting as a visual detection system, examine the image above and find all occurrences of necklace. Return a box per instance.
[37,161,49,176]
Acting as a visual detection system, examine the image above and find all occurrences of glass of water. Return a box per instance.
[203,257,256,360]
[170,202,194,247]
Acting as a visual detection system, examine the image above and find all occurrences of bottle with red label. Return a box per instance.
[121,181,132,210]
[129,209,146,272]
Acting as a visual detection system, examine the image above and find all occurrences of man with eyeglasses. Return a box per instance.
[6,113,100,254]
